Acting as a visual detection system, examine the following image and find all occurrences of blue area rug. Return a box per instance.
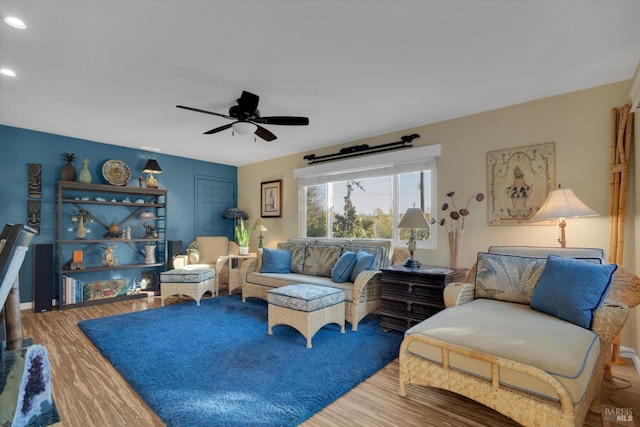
[78,295,403,426]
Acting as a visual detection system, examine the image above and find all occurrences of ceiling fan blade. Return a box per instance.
[237,91,259,115]
[204,123,233,135]
[253,116,309,126]
[176,105,234,120]
[255,125,277,141]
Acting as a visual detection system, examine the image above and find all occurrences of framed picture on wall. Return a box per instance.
[261,180,282,217]
[487,142,556,225]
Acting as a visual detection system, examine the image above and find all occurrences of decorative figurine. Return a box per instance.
[143,222,157,239]
[102,245,118,267]
[138,176,144,187]
[108,223,120,238]
[125,226,132,240]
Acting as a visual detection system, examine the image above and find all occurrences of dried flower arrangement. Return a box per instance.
[439,191,485,232]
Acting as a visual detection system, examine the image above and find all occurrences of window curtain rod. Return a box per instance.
[303,134,419,165]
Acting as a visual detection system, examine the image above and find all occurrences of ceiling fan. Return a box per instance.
[176,91,309,141]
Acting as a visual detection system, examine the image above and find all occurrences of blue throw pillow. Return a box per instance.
[260,248,292,274]
[530,254,617,329]
[331,251,358,283]
[349,251,376,282]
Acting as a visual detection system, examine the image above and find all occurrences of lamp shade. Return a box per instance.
[139,211,158,220]
[222,208,249,220]
[232,121,258,135]
[398,207,430,229]
[143,158,162,174]
[530,187,598,221]
[252,218,269,232]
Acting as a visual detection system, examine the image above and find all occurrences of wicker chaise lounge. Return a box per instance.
[399,246,640,427]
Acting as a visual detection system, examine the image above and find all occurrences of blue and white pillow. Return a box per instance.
[260,248,292,274]
[530,255,617,329]
[474,252,547,304]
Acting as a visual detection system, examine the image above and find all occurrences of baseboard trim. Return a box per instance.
[620,345,640,375]
[20,300,58,312]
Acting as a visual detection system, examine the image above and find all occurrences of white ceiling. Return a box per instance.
[1,1,639,167]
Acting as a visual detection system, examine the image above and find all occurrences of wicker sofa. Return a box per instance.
[240,238,393,330]
[399,246,640,427]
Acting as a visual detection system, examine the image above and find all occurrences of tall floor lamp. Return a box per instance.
[222,208,249,242]
[529,185,598,247]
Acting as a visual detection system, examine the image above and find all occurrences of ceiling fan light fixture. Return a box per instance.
[0,68,17,77]
[4,16,27,29]
[232,121,257,135]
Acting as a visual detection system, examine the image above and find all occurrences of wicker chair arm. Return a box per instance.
[227,240,240,256]
[591,300,628,345]
[444,282,475,308]
[239,258,258,276]
[352,270,382,302]
[215,256,229,273]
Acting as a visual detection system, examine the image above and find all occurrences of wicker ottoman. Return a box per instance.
[160,265,216,306]
[267,284,345,348]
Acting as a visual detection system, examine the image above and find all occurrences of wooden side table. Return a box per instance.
[228,253,256,294]
[379,265,469,332]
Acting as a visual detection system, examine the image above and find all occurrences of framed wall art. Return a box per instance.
[487,142,556,225]
[261,180,282,217]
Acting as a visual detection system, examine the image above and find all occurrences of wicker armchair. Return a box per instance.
[192,236,239,293]
[399,246,639,427]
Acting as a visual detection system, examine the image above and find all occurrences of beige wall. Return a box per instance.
[238,80,638,351]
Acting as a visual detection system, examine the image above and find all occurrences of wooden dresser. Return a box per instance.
[379,265,469,332]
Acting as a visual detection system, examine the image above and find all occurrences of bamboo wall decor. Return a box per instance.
[608,104,633,265]
[607,104,635,368]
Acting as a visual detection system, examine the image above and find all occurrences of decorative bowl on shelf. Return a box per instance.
[102,159,131,186]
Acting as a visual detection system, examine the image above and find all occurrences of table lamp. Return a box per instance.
[397,207,430,268]
[252,218,269,248]
[143,158,162,188]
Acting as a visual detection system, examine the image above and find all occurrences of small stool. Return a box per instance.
[267,284,345,348]
[160,265,216,306]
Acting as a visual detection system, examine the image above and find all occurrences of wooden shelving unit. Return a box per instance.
[55,181,167,309]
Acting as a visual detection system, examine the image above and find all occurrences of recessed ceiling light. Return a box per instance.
[140,146,162,152]
[0,68,17,77]
[3,16,27,29]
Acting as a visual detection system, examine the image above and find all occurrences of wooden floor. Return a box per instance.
[19,292,639,427]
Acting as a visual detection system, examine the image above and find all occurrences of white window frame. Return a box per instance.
[294,144,441,249]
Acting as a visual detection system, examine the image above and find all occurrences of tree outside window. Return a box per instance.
[303,171,433,246]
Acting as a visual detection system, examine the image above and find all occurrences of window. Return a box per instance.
[294,145,440,248]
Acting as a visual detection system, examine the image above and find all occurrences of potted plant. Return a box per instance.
[235,220,251,254]
[186,241,200,264]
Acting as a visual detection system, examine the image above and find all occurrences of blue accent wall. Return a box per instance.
[0,125,237,303]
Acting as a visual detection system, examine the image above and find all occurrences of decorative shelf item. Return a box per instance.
[79,158,92,183]
[102,159,131,186]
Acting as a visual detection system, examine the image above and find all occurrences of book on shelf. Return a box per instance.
[61,275,84,305]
